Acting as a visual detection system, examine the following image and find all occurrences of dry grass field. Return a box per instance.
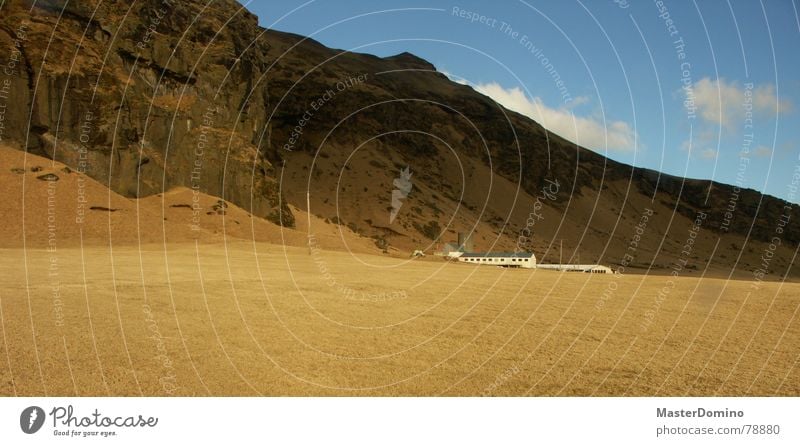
[1,242,798,396]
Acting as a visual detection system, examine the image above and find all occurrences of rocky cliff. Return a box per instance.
[1,0,290,224]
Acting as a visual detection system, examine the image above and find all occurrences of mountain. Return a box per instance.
[1,0,797,278]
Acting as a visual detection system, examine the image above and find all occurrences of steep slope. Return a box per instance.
[1,0,797,278]
[0,145,382,254]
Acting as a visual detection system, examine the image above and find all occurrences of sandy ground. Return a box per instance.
[1,242,798,396]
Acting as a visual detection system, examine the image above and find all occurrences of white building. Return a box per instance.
[449,251,613,273]
[449,252,537,269]
[535,264,613,274]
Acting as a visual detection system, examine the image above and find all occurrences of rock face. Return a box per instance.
[1,0,797,276]
[0,0,291,225]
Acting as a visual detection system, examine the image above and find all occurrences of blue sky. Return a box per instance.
[246,0,800,202]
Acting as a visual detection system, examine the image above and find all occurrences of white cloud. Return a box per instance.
[754,145,772,158]
[566,95,590,109]
[700,148,718,160]
[753,84,791,113]
[463,81,637,153]
[691,77,791,130]
[680,137,718,160]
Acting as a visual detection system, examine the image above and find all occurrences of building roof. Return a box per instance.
[459,252,534,258]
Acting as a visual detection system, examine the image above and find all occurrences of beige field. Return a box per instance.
[1,241,798,396]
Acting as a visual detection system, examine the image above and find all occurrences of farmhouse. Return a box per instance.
[440,234,613,273]
[449,252,537,269]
